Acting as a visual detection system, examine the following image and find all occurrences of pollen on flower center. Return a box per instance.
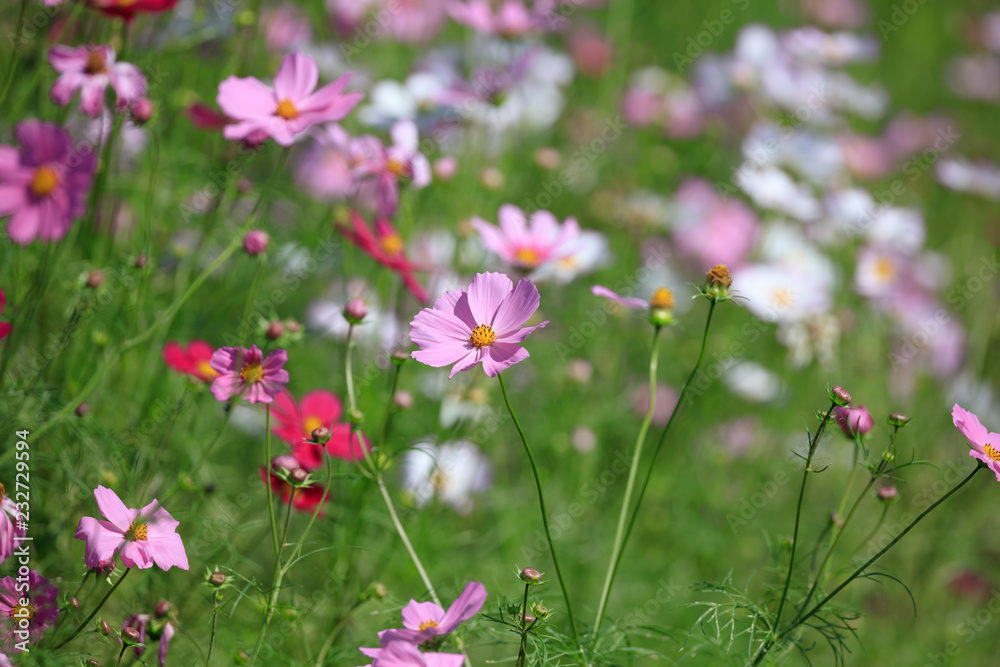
[241,362,265,384]
[984,443,1000,462]
[772,287,794,309]
[649,287,674,309]
[874,257,896,282]
[387,158,409,177]
[469,324,496,348]
[125,521,148,541]
[418,619,439,632]
[0,482,5,501]
[380,234,403,255]
[514,247,541,267]
[304,416,323,434]
[84,50,107,75]
[275,98,299,120]
[9,603,34,621]
[30,166,60,198]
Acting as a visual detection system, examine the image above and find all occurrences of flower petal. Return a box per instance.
[467,272,512,326]
[491,278,540,335]
[481,342,529,377]
[273,50,319,103]
[94,486,134,531]
[438,581,487,633]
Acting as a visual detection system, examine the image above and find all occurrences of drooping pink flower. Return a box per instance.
[352,120,431,218]
[74,486,189,571]
[216,50,362,147]
[270,390,368,464]
[833,404,873,437]
[0,486,26,566]
[952,404,1000,481]
[337,212,428,302]
[360,639,465,667]
[209,345,289,404]
[48,45,147,117]
[0,570,59,651]
[0,290,9,340]
[472,205,581,271]
[121,614,150,659]
[409,272,548,378]
[162,340,219,382]
[0,120,96,245]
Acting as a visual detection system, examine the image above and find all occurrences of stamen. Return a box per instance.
[275,99,298,120]
[514,247,540,267]
[469,324,496,348]
[241,362,264,384]
[984,443,1000,462]
[380,234,403,255]
[30,166,60,198]
[9,603,34,621]
[84,50,107,75]
[418,619,439,632]
[649,287,674,310]
[125,521,148,541]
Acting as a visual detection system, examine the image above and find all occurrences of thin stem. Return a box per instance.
[0,0,27,115]
[265,405,279,558]
[207,591,221,665]
[516,583,530,667]
[314,597,366,667]
[606,300,718,619]
[240,261,265,346]
[497,373,579,645]
[593,325,662,632]
[345,323,357,410]
[114,643,128,667]
[772,402,837,633]
[56,568,131,649]
[377,363,403,450]
[374,473,441,607]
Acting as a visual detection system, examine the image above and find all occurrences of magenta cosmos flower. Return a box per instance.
[209,345,289,404]
[385,581,487,644]
[216,50,363,146]
[409,272,547,378]
[953,404,1000,481]
[0,570,59,651]
[0,485,26,567]
[74,486,189,571]
[48,44,147,117]
[472,205,581,271]
[0,120,96,245]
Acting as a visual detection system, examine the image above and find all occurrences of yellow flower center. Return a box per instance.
[275,99,298,120]
[0,482,5,501]
[125,521,148,541]
[469,324,496,348]
[197,361,219,380]
[874,256,896,282]
[387,158,408,176]
[771,287,794,309]
[9,603,34,622]
[515,247,540,267]
[84,50,107,75]
[380,234,404,255]
[649,287,674,310]
[241,362,264,384]
[431,469,448,491]
[418,619,439,632]
[984,443,1000,462]
[304,416,323,434]
[30,166,60,198]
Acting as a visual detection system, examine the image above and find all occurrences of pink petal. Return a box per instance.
[953,404,988,448]
[411,154,431,188]
[147,532,189,571]
[497,204,528,241]
[467,272,513,326]
[210,373,242,401]
[491,278,540,335]
[16,120,71,166]
[296,78,362,119]
[93,486,134,531]
[496,320,548,345]
[390,119,419,154]
[5,204,41,245]
[74,516,123,568]
[528,209,559,241]
[0,146,20,174]
[471,218,513,258]
[424,652,467,667]
[50,72,85,106]
[0,183,26,216]
[109,63,147,104]
[120,541,155,569]
[591,285,647,309]
[48,45,89,72]
[431,289,477,329]
[438,581,487,633]
[217,76,277,120]
[401,599,445,630]
[481,342,529,377]
[411,342,472,368]
[80,77,109,117]
[300,390,343,423]
[273,51,318,103]
[410,307,474,349]
[448,348,482,378]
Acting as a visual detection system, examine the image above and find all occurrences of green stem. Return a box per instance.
[265,405,279,558]
[772,402,837,633]
[593,325,662,632]
[207,590,220,665]
[345,323,357,410]
[55,568,131,649]
[0,0,27,116]
[250,405,282,666]
[314,597,366,667]
[374,473,441,607]
[497,373,579,646]
[377,363,402,450]
[516,583,530,667]
[240,261,265,346]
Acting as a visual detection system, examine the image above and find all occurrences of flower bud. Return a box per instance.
[242,130,268,151]
[531,603,550,618]
[69,596,80,609]
[828,385,851,407]
[75,403,90,418]
[877,485,898,502]
[271,455,299,474]
[88,660,103,667]
[122,627,141,644]
[648,287,675,326]
[703,264,733,299]
[86,269,106,289]
[343,299,367,324]
[266,320,284,340]
[391,350,410,365]
[99,619,111,636]
[393,390,413,410]
[833,405,873,437]
[290,467,309,484]
[519,567,542,584]
[209,572,227,587]
[154,600,171,618]
[830,512,844,529]
[310,427,331,444]
[373,582,388,599]
[433,156,458,181]
[534,147,561,170]
[134,254,148,269]
[284,318,301,333]
[130,98,154,124]
[242,229,269,256]
[887,413,910,428]
[521,614,537,627]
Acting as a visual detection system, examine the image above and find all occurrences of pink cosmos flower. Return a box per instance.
[209,345,289,404]
[0,570,59,651]
[294,124,356,201]
[360,640,465,667]
[352,120,431,218]
[216,50,362,146]
[671,178,758,270]
[0,120,96,245]
[833,404,873,437]
[472,205,581,271]
[409,272,548,378]
[0,486,26,566]
[48,45,147,117]
[383,581,487,644]
[952,404,1000,481]
[0,290,9,340]
[447,0,548,38]
[74,486,189,571]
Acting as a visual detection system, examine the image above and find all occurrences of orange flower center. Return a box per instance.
[304,416,323,434]
[84,50,107,75]
[241,362,264,384]
[515,247,540,267]
[649,287,674,310]
[197,361,219,380]
[387,158,408,176]
[984,443,1000,462]
[9,603,34,622]
[275,99,298,120]
[874,257,896,282]
[125,521,148,541]
[0,482,5,501]
[30,166,60,198]
[469,324,496,348]
[380,234,403,255]
[418,619,439,632]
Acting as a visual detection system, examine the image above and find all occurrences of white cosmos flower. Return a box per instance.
[737,263,832,323]
[401,441,492,515]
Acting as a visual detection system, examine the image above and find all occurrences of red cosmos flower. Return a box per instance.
[163,341,219,382]
[271,390,368,466]
[337,211,428,303]
[259,455,330,514]
[87,0,179,22]
[0,290,10,340]
[186,102,232,130]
